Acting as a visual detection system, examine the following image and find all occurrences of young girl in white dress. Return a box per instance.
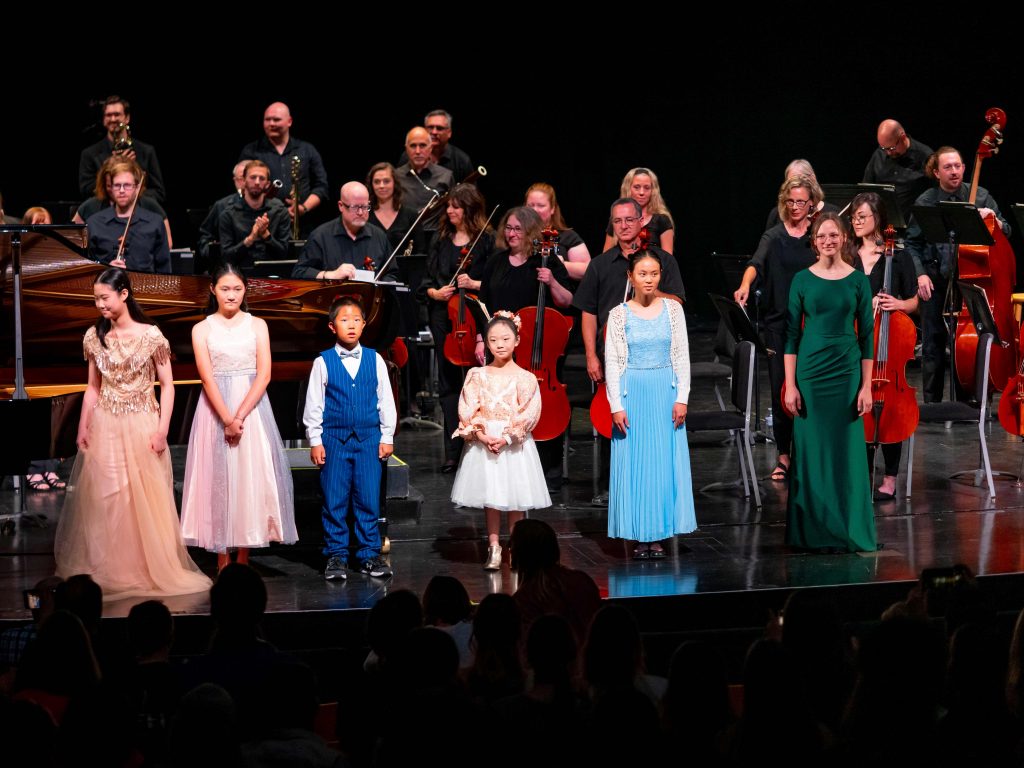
[54,268,212,599]
[180,263,297,571]
[450,311,551,569]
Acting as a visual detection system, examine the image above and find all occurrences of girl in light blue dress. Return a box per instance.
[604,250,696,559]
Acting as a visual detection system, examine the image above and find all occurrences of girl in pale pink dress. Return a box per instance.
[54,268,212,599]
[180,263,296,571]
[450,312,551,570]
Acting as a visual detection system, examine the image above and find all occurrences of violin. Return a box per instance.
[954,107,1015,394]
[516,228,573,441]
[863,225,919,445]
[590,228,653,439]
[443,246,481,367]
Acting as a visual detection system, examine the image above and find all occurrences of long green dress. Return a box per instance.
[784,268,877,552]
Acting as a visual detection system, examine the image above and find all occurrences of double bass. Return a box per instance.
[953,107,1015,394]
[516,228,573,441]
[863,225,919,446]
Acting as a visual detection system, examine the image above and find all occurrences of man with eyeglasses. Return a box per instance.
[395,126,454,223]
[238,102,329,234]
[78,95,167,205]
[217,160,291,272]
[292,181,394,281]
[905,146,1010,402]
[397,110,476,185]
[863,119,934,217]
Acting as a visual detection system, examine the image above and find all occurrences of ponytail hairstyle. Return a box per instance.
[93,267,154,348]
[206,262,250,315]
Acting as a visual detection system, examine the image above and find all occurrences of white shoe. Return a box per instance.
[484,544,502,570]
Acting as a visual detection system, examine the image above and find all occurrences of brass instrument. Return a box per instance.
[112,122,133,154]
[290,154,301,240]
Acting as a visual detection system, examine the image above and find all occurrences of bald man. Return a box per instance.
[292,181,395,281]
[238,102,329,232]
[394,126,454,221]
[863,119,934,217]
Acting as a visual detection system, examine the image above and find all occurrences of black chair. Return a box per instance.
[906,332,996,499]
[685,340,761,509]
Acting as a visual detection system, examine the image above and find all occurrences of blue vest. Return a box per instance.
[321,346,380,442]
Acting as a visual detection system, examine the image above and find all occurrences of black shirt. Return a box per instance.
[197,192,241,262]
[854,248,917,300]
[78,137,166,204]
[292,219,395,281]
[218,196,291,270]
[479,248,574,316]
[368,205,430,255]
[395,164,454,215]
[573,244,685,329]
[747,223,816,331]
[237,136,330,204]
[862,137,935,218]
[904,184,1010,277]
[398,142,476,185]
[421,234,495,328]
[86,206,170,273]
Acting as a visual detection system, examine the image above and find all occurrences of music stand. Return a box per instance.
[913,202,994,402]
[1010,203,1024,238]
[821,183,904,228]
[956,281,1017,485]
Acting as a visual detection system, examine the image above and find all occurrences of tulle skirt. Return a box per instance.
[180,374,297,552]
[54,408,212,600]
[609,365,697,541]
[450,420,551,512]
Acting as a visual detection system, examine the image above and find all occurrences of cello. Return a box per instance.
[516,228,573,441]
[863,225,919,446]
[953,107,1015,394]
[443,205,499,367]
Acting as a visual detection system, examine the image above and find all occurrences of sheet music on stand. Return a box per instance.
[821,183,904,229]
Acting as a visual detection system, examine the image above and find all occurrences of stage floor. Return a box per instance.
[4,352,1024,621]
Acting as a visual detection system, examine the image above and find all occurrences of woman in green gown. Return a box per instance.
[783,213,877,552]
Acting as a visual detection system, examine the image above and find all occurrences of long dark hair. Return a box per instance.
[437,183,489,241]
[93,267,154,348]
[206,262,249,315]
[366,161,404,211]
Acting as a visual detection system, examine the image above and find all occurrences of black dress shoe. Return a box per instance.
[440,460,457,474]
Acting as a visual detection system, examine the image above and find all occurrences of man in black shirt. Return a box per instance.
[292,182,394,281]
[218,161,290,271]
[238,102,329,232]
[78,95,166,204]
[198,161,247,266]
[863,119,934,220]
[574,198,685,384]
[398,110,476,184]
[905,146,1010,402]
[395,127,454,217]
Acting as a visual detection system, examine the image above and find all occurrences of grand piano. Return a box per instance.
[1,228,401,456]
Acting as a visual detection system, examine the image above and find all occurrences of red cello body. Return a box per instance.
[954,107,1015,394]
[863,227,919,444]
[443,288,479,367]
[516,229,573,442]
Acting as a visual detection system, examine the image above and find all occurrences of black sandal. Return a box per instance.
[632,543,650,561]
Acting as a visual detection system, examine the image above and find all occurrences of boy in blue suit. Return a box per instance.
[303,297,397,579]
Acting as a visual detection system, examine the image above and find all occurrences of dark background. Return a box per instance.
[3,27,1022,318]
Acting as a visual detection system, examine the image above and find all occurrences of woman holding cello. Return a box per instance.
[421,184,495,472]
[849,192,918,500]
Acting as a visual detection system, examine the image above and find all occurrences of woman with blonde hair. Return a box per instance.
[602,167,674,254]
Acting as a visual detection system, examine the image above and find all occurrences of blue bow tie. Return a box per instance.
[339,348,361,360]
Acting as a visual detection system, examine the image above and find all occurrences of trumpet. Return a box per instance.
[112,122,133,154]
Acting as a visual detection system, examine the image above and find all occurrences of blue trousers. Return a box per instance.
[320,432,381,562]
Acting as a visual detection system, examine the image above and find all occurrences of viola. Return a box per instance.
[590,228,653,439]
[443,246,480,367]
[516,228,573,442]
[954,107,1016,394]
[863,226,919,445]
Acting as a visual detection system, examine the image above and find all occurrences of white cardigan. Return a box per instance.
[604,298,690,414]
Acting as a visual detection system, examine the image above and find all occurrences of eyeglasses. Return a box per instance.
[504,225,523,234]
[814,233,842,242]
[879,133,905,152]
[111,183,137,191]
[784,199,811,209]
[851,213,874,223]
[341,203,371,214]
[611,216,640,227]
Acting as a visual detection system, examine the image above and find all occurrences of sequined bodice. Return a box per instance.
[205,313,257,375]
[625,305,671,369]
[83,325,167,415]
